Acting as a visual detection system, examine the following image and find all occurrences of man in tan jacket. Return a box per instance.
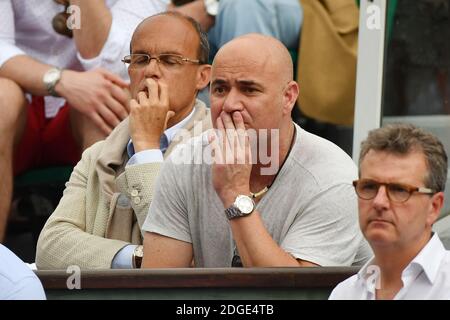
[36,12,212,269]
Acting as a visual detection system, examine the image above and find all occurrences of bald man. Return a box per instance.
[141,34,372,268]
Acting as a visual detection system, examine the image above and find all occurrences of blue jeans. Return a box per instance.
[208,0,303,60]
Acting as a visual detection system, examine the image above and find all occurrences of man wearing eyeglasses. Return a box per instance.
[330,124,450,300]
[0,0,168,242]
[36,12,212,269]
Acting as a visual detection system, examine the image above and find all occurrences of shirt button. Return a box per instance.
[131,189,139,197]
[133,197,141,205]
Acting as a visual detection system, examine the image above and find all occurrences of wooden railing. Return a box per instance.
[36,267,359,300]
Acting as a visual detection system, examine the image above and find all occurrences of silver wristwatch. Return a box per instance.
[225,195,255,220]
[204,0,219,16]
[43,67,62,97]
[132,245,144,268]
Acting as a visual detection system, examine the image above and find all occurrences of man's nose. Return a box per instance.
[372,185,390,211]
[222,88,244,114]
[143,58,161,79]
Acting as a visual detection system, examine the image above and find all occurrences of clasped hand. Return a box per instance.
[129,78,174,152]
[210,111,253,208]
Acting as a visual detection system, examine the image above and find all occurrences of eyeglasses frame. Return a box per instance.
[352,179,435,203]
[121,53,202,69]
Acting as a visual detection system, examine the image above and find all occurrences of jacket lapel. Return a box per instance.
[96,118,130,196]
[104,100,211,241]
[165,100,212,155]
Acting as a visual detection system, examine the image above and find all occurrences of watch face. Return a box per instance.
[235,195,254,214]
[44,69,61,83]
[205,0,219,16]
[135,245,144,257]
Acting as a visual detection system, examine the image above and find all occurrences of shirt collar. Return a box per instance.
[405,233,447,284]
[164,107,196,143]
[357,255,376,279]
[127,107,196,158]
[356,233,447,294]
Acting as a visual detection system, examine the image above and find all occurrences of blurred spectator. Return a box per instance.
[171,0,303,60]
[380,0,450,240]
[0,0,167,242]
[295,0,359,155]
[0,244,46,300]
[171,0,303,106]
[434,215,450,249]
[383,0,450,117]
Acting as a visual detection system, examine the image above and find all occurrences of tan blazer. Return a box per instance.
[36,101,211,269]
[297,0,359,126]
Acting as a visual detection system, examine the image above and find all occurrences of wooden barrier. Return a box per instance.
[36,267,359,300]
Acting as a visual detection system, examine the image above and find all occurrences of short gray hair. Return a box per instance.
[359,123,448,192]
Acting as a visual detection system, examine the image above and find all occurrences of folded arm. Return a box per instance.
[69,0,112,59]
[228,210,318,267]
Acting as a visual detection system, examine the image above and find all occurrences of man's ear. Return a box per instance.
[428,191,444,226]
[196,64,212,90]
[282,81,299,116]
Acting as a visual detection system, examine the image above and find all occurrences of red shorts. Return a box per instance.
[13,96,81,176]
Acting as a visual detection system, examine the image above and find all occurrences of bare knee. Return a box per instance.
[0,78,27,134]
[69,108,107,151]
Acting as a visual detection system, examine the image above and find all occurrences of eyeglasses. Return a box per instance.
[122,53,201,69]
[52,0,73,38]
[353,179,435,203]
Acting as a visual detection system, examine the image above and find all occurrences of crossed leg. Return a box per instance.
[0,78,28,242]
[0,77,108,243]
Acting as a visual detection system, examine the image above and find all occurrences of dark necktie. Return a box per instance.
[160,133,169,154]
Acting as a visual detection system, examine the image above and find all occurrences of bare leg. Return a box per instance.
[69,108,108,151]
[0,78,28,242]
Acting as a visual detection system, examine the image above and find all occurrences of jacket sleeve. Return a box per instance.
[123,162,163,233]
[35,142,129,270]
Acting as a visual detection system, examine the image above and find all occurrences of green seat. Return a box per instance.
[15,166,73,187]
[7,166,74,261]
[289,49,298,77]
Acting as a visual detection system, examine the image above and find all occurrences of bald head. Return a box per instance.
[209,33,299,134]
[212,33,294,85]
[130,11,210,64]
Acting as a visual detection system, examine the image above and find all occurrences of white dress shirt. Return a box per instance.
[126,107,196,166]
[0,0,167,117]
[329,233,450,300]
[112,107,196,269]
